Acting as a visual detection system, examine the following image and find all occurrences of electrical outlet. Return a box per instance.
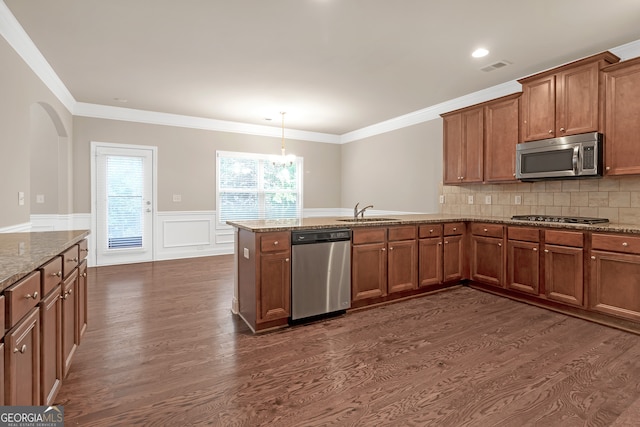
[468,195,474,204]
[36,194,45,204]
[439,195,445,204]
[172,194,181,202]
[485,195,492,205]
[514,195,522,205]
[18,192,24,206]
[243,248,250,259]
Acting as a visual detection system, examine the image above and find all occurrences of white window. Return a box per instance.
[216,151,303,224]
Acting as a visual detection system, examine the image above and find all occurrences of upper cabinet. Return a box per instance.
[519,52,619,142]
[442,93,520,185]
[604,56,640,176]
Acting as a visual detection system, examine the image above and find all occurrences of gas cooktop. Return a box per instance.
[511,215,609,225]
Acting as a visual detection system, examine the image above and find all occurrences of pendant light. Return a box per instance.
[274,111,295,166]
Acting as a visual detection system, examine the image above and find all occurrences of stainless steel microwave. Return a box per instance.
[515,132,603,181]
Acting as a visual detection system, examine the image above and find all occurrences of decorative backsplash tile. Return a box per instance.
[439,176,640,225]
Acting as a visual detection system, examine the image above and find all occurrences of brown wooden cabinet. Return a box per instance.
[484,94,520,182]
[604,57,640,175]
[418,224,443,288]
[61,269,78,378]
[77,260,88,342]
[544,230,584,307]
[352,228,387,301]
[470,223,504,287]
[5,307,40,405]
[387,226,418,294]
[443,223,465,282]
[442,106,483,184]
[519,52,618,142]
[507,227,540,295]
[590,233,640,321]
[39,284,62,405]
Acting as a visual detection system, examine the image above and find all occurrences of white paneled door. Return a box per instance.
[94,144,155,265]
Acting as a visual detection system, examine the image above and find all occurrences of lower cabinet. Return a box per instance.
[5,307,40,405]
[387,226,418,294]
[470,223,504,287]
[352,228,387,301]
[62,270,78,378]
[590,233,640,321]
[418,225,443,288]
[507,227,540,295]
[443,223,465,282]
[544,230,584,307]
[258,251,291,322]
[39,284,62,406]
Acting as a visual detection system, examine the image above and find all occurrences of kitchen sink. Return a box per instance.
[337,217,399,222]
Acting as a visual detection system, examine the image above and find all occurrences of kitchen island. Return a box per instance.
[229,214,640,333]
[0,229,89,406]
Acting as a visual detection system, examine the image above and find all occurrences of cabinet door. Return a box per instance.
[419,238,443,288]
[604,58,640,175]
[484,95,519,182]
[443,113,463,184]
[40,286,62,406]
[352,242,387,301]
[78,260,88,342]
[5,307,40,406]
[61,270,78,378]
[556,61,599,137]
[258,252,291,323]
[544,244,583,306]
[471,235,503,287]
[443,235,464,282]
[521,74,556,141]
[590,250,640,321]
[507,240,539,295]
[388,239,418,293]
[462,108,484,183]
[0,342,4,406]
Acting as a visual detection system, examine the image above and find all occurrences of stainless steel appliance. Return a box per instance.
[511,215,609,225]
[516,132,603,181]
[291,229,351,321]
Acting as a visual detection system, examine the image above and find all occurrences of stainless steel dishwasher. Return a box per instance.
[291,228,351,321]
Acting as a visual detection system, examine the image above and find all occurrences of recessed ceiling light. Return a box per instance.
[472,48,489,58]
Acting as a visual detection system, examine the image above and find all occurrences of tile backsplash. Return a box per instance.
[439,176,640,225]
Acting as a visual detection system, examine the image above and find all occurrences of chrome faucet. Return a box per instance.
[354,202,374,219]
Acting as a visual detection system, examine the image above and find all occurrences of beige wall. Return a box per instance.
[441,176,640,224]
[0,37,73,228]
[73,117,342,213]
[340,120,442,213]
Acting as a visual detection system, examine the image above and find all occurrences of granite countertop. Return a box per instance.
[0,230,90,291]
[227,214,640,234]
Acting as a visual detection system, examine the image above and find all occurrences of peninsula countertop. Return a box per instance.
[227,214,640,234]
[0,229,90,291]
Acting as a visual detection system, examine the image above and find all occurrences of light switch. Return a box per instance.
[468,195,474,204]
[485,195,492,205]
[18,192,24,206]
[439,195,445,204]
[36,194,45,204]
[172,194,181,202]
[514,195,522,205]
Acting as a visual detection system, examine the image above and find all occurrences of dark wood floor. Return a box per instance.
[57,255,640,426]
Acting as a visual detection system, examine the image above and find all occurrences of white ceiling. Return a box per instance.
[4,0,640,136]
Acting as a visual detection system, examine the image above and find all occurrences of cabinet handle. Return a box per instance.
[591,256,596,260]
[82,272,87,278]
[438,242,442,246]
[453,227,457,231]
[52,271,62,277]
[14,345,27,354]
[548,130,553,134]
[560,127,565,132]
[381,248,386,252]
[498,243,502,247]
[273,241,279,246]
[389,247,394,251]
[533,248,537,251]
[285,258,289,262]
[460,176,464,180]
[25,291,38,300]
[483,228,488,232]
[444,241,449,244]
[622,242,629,247]
[606,166,611,171]
[80,248,89,253]
[429,229,434,233]
[68,257,78,263]
[544,249,549,253]
[513,173,516,177]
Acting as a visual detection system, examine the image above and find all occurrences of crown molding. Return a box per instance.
[0,1,75,113]
[73,102,341,144]
[610,38,640,61]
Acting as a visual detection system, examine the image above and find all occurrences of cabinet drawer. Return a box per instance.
[78,239,89,261]
[545,230,583,247]
[353,228,386,245]
[419,224,443,239]
[443,222,465,236]
[40,256,63,297]
[508,227,540,242]
[388,225,416,241]
[5,271,41,329]
[592,233,640,255]
[259,232,290,252]
[471,223,504,238]
[62,245,80,278]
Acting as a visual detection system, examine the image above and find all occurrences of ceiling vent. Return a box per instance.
[480,60,512,72]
